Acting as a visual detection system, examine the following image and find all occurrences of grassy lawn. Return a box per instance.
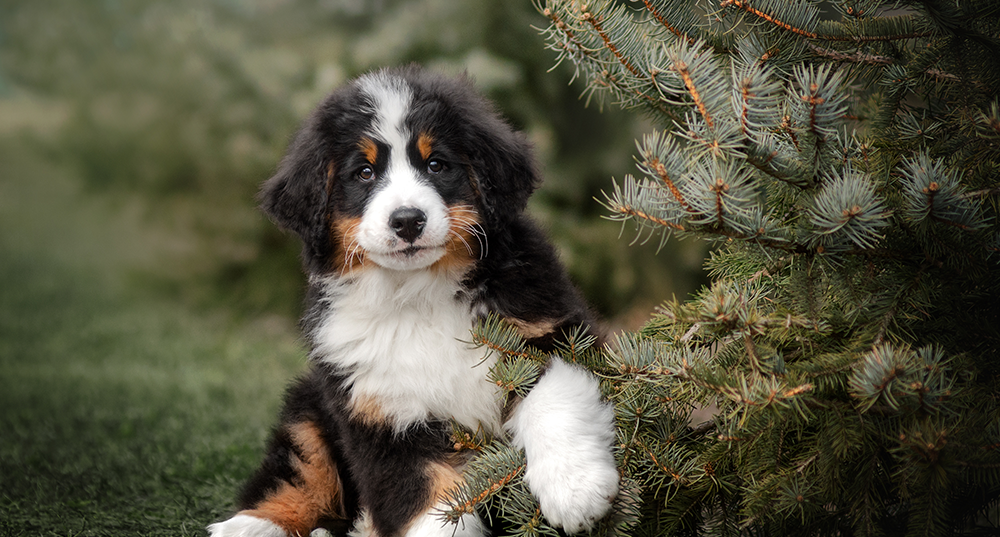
[0,140,308,535]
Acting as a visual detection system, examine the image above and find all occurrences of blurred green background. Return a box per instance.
[0,0,705,534]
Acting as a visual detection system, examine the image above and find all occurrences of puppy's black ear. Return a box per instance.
[259,116,332,268]
[454,85,540,224]
[468,124,540,223]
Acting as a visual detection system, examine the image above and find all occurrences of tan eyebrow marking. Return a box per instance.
[417,132,434,161]
[359,137,378,164]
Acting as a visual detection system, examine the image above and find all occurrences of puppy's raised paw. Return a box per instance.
[524,450,619,533]
[506,358,620,533]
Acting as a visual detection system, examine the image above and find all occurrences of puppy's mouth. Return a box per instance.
[389,242,447,257]
[366,243,446,271]
[397,245,426,257]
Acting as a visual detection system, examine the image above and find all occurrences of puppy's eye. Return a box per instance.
[427,159,444,174]
[358,165,375,182]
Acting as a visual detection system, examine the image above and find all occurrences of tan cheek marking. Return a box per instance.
[330,216,365,274]
[359,137,378,164]
[242,421,345,534]
[417,132,434,161]
[433,205,481,276]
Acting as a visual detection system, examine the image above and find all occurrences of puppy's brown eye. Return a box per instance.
[358,165,375,181]
[427,159,444,174]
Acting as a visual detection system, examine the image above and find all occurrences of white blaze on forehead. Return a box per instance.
[355,71,450,271]
[357,71,412,159]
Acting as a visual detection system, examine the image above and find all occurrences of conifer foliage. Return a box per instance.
[447,1,1000,535]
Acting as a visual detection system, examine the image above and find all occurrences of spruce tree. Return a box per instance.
[443,1,1000,536]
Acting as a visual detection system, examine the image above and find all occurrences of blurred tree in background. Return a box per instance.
[0,0,706,323]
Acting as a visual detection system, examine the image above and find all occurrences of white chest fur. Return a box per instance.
[310,269,501,433]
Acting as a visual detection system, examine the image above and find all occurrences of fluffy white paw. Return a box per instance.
[207,514,287,537]
[506,358,619,533]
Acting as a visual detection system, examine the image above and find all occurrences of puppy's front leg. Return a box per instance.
[505,358,619,533]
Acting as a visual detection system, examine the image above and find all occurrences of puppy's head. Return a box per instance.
[261,66,539,276]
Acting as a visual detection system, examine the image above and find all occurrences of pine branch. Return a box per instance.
[439,442,526,522]
[605,180,813,251]
[721,0,935,43]
[552,323,600,364]
[807,42,892,66]
[676,59,713,129]
[490,356,544,397]
[779,114,802,152]
[607,202,686,232]
[645,157,690,210]
[611,338,816,411]
[640,0,695,46]
[538,5,594,69]
[745,145,810,187]
[470,314,548,364]
[581,5,644,78]
[709,226,810,253]
[604,71,683,120]
[445,467,523,518]
[721,0,822,40]
[450,424,491,453]
[961,187,1000,200]
[638,438,696,487]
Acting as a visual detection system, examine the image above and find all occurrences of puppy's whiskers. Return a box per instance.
[449,228,475,256]
[463,225,487,259]
[448,206,488,259]
[340,222,365,275]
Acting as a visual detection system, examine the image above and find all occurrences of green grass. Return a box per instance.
[0,141,308,535]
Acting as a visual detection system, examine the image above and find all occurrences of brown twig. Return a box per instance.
[676,59,714,129]
[647,157,690,210]
[542,8,591,59]
[610,205,686,231]
[444,465,524,517]
[721,0,934,42]
[711,178,728,227]
[469,333,546,363]
[582,7,644,77]
[642,0,695,45]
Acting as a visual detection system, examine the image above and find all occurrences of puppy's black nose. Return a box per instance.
[389,207,427,243]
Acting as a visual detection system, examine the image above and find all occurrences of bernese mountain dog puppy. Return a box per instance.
[208,66,619,537]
